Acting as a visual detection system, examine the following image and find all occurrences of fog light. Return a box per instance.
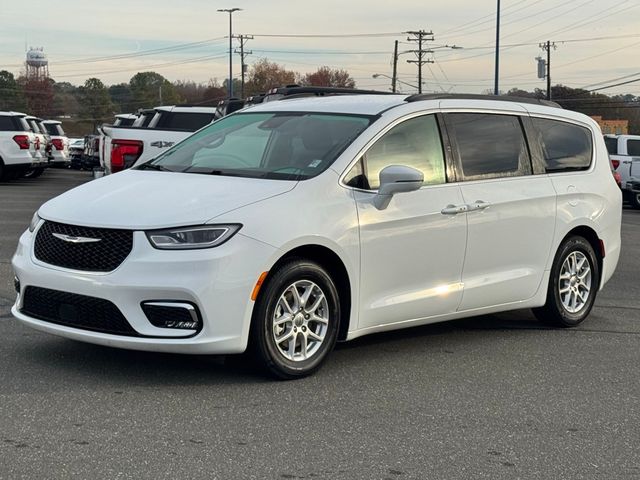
[141,302,201,330]
[13,276,20,294]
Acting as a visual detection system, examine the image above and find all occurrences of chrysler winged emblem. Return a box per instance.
[52,233,102,244]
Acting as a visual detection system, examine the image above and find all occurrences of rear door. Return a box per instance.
[443,111,556,311]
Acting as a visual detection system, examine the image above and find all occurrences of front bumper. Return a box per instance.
[12,226,276,354]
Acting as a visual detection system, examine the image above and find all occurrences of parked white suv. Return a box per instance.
[0,111,38,180]
[12,94,621,378]
[42,120,69,167]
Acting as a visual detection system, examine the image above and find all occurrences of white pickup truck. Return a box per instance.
[605,134,640,208]
[99,106,217,174]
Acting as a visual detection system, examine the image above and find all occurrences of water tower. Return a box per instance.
[25,47,49,80]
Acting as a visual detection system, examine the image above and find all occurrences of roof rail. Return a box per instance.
[263,85,392,102]
[405,93,562,109]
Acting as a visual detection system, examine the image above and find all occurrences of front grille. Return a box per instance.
[34,221,133,272]
[21,286,139,336]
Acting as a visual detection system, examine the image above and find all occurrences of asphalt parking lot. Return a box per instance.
[1,169,639,479]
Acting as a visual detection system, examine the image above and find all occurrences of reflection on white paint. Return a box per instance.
[370,282,464,309]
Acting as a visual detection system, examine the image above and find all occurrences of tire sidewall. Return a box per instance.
[549,237,599,326]
[253,260,340,378]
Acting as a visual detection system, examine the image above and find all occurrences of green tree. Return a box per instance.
[0,70,26,111]
[52,81,80,117]
[129,72,181,108]
[79,77,113,130]
[108,83,133,113]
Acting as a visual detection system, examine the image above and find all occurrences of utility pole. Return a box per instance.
[217,8,241,99]
[234,34,253,99]
[391,40,398,93]
[494,0,500,95]
[406,30,434,94]
[539,41,557,100]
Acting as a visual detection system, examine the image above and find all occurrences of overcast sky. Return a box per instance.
[1,0,639,95]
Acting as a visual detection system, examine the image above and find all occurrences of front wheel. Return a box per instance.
[533,236,599,327]
[250,259,340,379]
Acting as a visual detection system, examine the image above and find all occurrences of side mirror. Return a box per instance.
[374,165,424,210]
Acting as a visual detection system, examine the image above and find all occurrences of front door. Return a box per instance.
[346,114,468,330]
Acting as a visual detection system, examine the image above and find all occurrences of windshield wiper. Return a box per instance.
[138,163,174,172]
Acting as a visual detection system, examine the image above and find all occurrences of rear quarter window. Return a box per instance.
[155,112,215,131]
[627,139,640,156]
[532,118,592,172]
[604,136,618,155]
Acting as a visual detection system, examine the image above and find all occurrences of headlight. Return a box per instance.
[145,224,242,250]
[28,211,40,233]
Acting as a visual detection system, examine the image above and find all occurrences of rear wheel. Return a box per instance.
[250,259,340,379]
[22,167,45,179]
[533,236,599,327]
[630,191,640,209]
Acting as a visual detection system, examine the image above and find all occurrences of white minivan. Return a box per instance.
[12,94,621,378]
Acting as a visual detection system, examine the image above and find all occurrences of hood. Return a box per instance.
[39,170,297,229]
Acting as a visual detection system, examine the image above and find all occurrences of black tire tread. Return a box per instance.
[249,257,340,380]
[533,236,599,327]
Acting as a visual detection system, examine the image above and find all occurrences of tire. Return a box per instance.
[630,191,640,210]
[533,236,600,327]
[250,258,340,379]
[22,167,45,179]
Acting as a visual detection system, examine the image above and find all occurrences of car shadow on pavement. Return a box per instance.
[18,335,267,385]
[13,309,549,385]
[336,308,548,352]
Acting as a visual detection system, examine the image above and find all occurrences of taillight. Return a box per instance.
[34,137,40,150]
[610,159,620,170]
[111,139,143,173]
[13,135,30,150]
[613,171,622,187]
[52,138,64,150]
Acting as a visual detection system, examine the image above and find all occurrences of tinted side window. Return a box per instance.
[447,113,530,179]
[532,118,592,172]
[44,123,63,136]
[604,136,618,155]
[118,117,135,127]
[157,113,215,131]
[351,114,445,190]
[627,139,640,156]
[0,116,15,131]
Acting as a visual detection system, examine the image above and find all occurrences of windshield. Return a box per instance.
[139,112,373,180]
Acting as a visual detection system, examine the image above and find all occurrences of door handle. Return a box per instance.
[470,200,491,211]
[441,204,469,215]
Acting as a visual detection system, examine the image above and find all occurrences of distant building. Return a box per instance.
[591,116,628,135]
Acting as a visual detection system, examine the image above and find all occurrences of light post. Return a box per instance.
[494,0,501,95]
[372,73,422,92]
[217,7,241,99]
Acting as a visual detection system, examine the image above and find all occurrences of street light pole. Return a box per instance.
[217,7,241,99]
[494,0,500,95]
